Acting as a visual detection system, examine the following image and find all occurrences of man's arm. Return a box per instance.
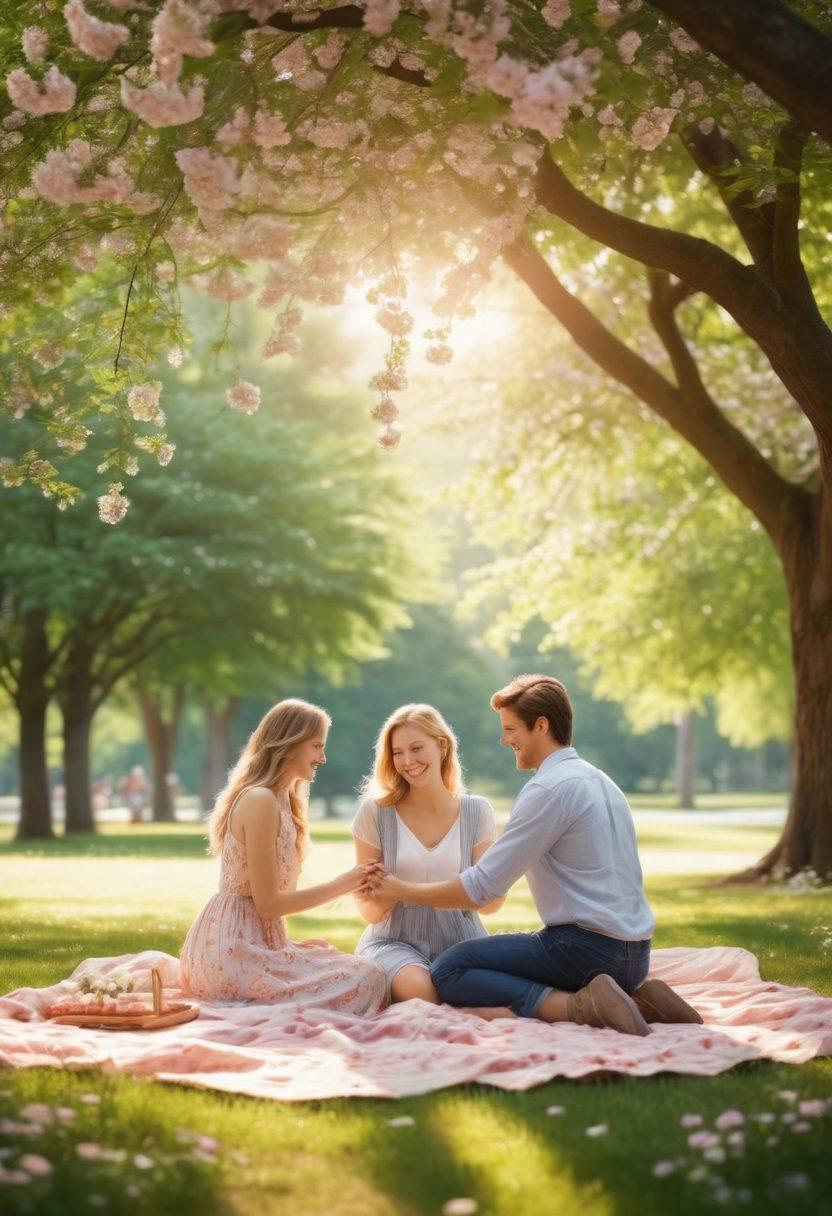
[371,782,572,910]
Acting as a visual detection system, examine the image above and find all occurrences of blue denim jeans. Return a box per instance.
[430,923,651,1019]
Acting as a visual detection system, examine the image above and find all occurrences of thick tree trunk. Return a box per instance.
[138,688,184,822]
[675,711,696,809]
[200,696,239,812]
[16,611,53,840]
[60,646,96,833]
[732,490,832,881]
[62,701,95,833]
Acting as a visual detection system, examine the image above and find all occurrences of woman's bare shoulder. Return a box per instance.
[235,786,282,824]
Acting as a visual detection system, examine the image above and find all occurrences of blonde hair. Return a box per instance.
[208,698,330,857]
[364,703,463,807]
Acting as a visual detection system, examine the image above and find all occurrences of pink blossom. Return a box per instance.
[596,0,621,26]
[791,1121,811,1133]
[32,142,136,207]
[798,1099,827,1117]
[226,381,261,415]
[377,422,401,450]
[6,64,77,116]
[617,31,641,64]
[652,1161,676,1177]
[222,215,292,262]
[631,106,677,151]
[541,0,570,29]
[703,1146,726,1163]
[271,41,312,79]
[262,329,300,358]
[252,108,291,148]
[174,146,239,215]
[715,1110,744,1131]
[777,1090,797,1103]
[314,32,346,69]
[151,0,214,85]
[120,78,204,127]
[64,1,129,61]
[217,106,251,147]
[22,27,49,63]
[98,484,130,525]
[669,27,698,54]
[20,1103,53,1124]
[0,1119,41,1137]
[19,1155,52,1177]
[134,1153,154,1169]
[127,381,162,422]
[363,0,401,37]
[76,1142,104,1159]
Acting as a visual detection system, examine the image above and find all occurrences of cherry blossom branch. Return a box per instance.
[646,0,832,144]
[503,236,804,540]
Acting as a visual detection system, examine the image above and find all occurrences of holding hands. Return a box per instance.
[358,862,406,902]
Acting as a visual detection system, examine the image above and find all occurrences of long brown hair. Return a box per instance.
[363,703,463,807]
[208,698,330,857]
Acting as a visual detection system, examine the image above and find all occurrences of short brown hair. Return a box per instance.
[490,674,573,746]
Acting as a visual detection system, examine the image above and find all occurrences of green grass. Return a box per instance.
[0,821,830,1216]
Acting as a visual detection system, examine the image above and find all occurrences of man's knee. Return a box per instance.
[430,941,472,990]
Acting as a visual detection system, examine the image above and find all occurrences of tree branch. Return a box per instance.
[502,237,806,543]
[772,121,810,292]
[646,0,832,144]
[535,154,779,337]
[681,122,776,278]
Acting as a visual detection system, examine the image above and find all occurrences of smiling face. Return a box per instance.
[498,706,553,771]
[286,728,328,785]
[390,723,446,791]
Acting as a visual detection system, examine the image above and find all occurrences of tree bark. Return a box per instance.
[59,641,96,833]
[646,0,832,145]
[200,696,239,813]
[62,699,95,833]
[138,688,184,822]
[675,711,696,809]
[16,611,53,840]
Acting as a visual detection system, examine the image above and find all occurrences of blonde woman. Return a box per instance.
[180,699,386,1015]
[352,704,505,1009]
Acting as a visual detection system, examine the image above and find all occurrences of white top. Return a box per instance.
[352,796,496,883]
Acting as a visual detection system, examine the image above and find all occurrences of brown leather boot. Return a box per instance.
[633,979,703,1024]
[566,974,651,1036]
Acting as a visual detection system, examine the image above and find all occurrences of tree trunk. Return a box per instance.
[16,611,53,840]
[60,646,96,833]
[138,688,184,822]
[62,701,95,833]
[675,711,696,809]
[200,696,239,813]
[732,492,832,881]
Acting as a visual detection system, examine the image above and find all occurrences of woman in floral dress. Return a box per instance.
[180,699,386,1015]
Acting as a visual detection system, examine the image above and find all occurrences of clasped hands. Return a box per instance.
[354,859,403,900]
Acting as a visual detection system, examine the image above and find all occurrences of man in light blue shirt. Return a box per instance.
[370,674,702,1034]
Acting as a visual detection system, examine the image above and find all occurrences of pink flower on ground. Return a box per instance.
[680,1114,703,1128]
[20,1104,53,1124]
[64,0,129,61]
[19,1155,52,1177]
[134,1154,154,1169]
[120,78,204,127]
[753,1112,775,1123]
[0,1165,31,1185]
[6,65,76,115]
[798,1099,827,1117]
[55,1107,76,1125]
[652,1160,676,1177]
[226,381,261,415]
[791,1121,811,1133]
[79,1093,101,1105]
[76,1142,104,1160]
[777,1090,797,1102]
[715,1110,744,1131]
[688,1131,719,1149]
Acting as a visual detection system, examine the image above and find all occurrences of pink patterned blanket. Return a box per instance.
[1,947,830,1101]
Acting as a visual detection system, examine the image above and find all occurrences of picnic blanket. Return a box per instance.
[1,947,830,1101]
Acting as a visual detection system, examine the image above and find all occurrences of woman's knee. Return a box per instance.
[391,965,439,1004]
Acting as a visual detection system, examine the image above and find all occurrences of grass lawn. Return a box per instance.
[0,820,830,1216]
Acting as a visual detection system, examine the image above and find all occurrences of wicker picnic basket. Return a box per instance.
[47,968,199,1030]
